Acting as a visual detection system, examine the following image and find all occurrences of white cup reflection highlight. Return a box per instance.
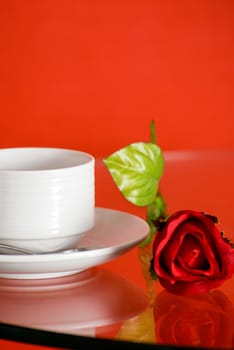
[0,267,148,337]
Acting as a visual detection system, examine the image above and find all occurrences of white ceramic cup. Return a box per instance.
[0,147,95,253]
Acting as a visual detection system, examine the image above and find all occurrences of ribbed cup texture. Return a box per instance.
[0,148,95,251]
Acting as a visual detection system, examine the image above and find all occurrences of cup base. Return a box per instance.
[0,231,89,254]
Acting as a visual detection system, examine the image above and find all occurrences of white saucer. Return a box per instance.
[0,207,149,279]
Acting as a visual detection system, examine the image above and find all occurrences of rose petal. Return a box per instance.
[156,222,220,281]
[153,212,200,282]
[177,235,208,269]
[174,228,220,278]
[190,214,234,277]
[176,219,222,273]
[188,217,223,267]
[158,277,226,295]
[152,210,234,295]
[153,211,194,254]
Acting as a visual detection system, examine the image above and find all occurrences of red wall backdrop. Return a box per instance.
[0,0,233,157]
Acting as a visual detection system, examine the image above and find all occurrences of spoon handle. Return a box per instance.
[0,243,32,254]
[0,243,101,255]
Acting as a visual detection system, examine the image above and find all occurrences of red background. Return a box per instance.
[0,0,234,157]
[0,1,233,349]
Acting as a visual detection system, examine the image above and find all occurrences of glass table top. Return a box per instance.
[1,150,234,350]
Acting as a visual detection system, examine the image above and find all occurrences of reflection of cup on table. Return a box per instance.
[0,147,95,253]
[0,268,148,336]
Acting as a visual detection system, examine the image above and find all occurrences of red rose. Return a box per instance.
[152,210,234,295]
[154,290,234,349]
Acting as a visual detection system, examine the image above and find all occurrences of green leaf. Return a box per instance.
[103,142,164,206]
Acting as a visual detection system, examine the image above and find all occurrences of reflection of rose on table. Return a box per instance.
[154,289,234,349]
[113,287,234,349]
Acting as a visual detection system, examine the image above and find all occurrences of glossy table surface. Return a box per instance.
[1,150,234,350]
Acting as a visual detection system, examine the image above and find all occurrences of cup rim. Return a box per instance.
[0,147,95,173]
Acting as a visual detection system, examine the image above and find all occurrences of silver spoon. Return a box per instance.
[0,243,99,255]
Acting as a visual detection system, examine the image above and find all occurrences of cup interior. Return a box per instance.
[0,148,93,171]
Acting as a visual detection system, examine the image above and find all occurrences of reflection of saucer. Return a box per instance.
[0,267,148,336]
[0,207,149,279]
